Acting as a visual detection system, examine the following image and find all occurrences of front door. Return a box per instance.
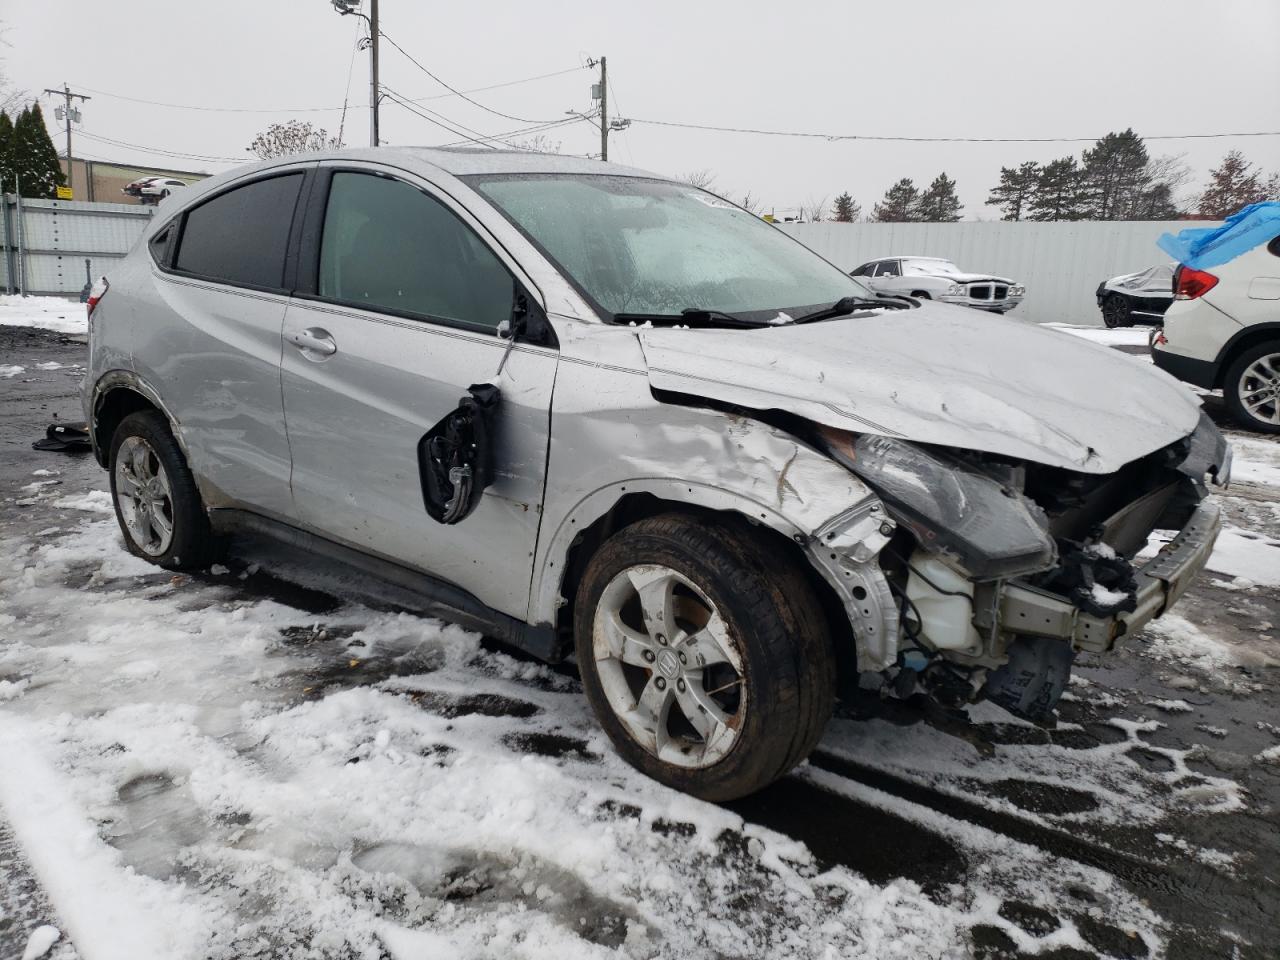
[279,167,557,621]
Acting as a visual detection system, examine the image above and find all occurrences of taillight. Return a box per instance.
[1173,265,1218,300]
[86,277,109,323]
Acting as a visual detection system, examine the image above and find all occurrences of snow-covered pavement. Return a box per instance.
[2,317,1279,960]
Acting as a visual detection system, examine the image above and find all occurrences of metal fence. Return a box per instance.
[775,220,1222,325]
[1,196,154,298]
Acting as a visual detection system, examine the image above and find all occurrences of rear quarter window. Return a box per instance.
[173,173,304,290]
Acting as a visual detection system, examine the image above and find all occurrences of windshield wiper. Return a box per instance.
[613,308,761,329]
[790,295,908,324]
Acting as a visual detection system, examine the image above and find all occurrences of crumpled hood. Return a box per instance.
[639,303,1201,474]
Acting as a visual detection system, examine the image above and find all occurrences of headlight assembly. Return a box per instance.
[819,428,1056,579]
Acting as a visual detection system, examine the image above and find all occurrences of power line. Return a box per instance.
[69,66,586,116]
[380,88,499,150]
[77,130,242,164]
[378,28,563,125]
[627,117,1280,143]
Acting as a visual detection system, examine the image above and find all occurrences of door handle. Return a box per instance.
[287,327,337,357]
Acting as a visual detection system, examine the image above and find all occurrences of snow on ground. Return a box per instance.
[1230,436,1280,489]
[0,514,1172,960]
[0,296,86,335]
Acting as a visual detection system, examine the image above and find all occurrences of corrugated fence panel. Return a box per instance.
[776,220,1222,325]
[1,197,153,297]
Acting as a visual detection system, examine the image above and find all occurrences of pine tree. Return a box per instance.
[985,161,1040,221]
[872,178,919,222]
[0,111,13,192]
[1028,157,1089,221]
[1198,150,1267,218]
[832,191,860,222]
[1080,129,1152,220]
[12,103,65,198]
[913,172,963,222]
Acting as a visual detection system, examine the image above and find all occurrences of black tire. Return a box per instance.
[1223,341,1280,434]
[911,290,931,300]
[574,513,835,800]
[1102,294,1132,328]
[108,410,220,569]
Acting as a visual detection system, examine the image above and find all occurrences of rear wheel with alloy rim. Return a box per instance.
[1102,294,1132,328]
[109,410,220,568]
[1224,343,1280,433]
[574,513,835,800]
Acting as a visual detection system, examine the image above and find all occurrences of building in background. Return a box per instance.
[56,157,210,205]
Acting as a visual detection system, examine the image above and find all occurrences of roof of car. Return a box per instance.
[300,146,662,180]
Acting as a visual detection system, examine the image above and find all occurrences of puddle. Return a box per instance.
[107,773,209,880]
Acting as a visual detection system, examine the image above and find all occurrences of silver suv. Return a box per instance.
[85,148,1229,800]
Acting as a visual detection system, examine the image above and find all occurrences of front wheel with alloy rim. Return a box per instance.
[109,409,220,568]
[574,514,835,800]
[1224,342,1280,433]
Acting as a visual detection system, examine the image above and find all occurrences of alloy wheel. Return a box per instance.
[113,435,176,556]
[1238,352,1280,427]
[591,564,745,768]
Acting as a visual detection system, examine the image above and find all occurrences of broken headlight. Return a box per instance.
[820,429,1056,579]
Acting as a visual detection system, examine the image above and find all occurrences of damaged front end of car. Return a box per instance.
[810,411,1229,726]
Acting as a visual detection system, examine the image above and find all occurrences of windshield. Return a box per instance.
[902,258,963,276]
[468,174,875,321]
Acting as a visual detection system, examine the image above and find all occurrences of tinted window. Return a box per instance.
[850,262,871,277]
[174,173,303,289]
[318,172,512,332]
[148,223,173,266]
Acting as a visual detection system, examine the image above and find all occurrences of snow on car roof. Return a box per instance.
[329,146,660,180]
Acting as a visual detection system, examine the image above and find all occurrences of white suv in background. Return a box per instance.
[1153,233,1280,433]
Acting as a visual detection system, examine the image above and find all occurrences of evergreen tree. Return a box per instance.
[12,103,65,198]
[0,111,13,192]
[985,161,1040,221]
[1198,150,1267,218]
[1080,129,1152,220]
[1028,157,1089,221]
[913,172,963,222]
[832,191,860,222]
[872,178,918,222]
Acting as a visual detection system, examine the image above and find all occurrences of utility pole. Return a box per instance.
[368,0,380,147]
[598,56,608,161]
[332,0,379,146]
[44,83,90,197]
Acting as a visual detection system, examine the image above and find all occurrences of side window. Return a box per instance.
[173,173,304,290]
[148,223,174,266]
[317,171,513,332]
[876,260,901,278]
[851,262,871,277]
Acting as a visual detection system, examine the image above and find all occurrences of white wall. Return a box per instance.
[776,220,1220,326]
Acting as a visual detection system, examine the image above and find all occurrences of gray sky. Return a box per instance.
[5,0,1279,218]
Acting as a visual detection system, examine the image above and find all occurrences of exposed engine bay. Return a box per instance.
[812,411,1230,726]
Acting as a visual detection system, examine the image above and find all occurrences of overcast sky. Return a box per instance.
[4,0,1279,218]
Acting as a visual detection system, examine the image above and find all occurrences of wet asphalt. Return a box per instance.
[2,324,1279,960]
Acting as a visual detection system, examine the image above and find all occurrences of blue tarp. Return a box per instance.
[1157,201,1280,270]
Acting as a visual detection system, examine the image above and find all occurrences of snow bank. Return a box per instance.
[0,295,86,334]
[1206,527,1280,587]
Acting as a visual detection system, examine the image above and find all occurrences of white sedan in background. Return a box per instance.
[851,256,1025,313]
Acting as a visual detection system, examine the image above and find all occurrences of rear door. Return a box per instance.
[138,167,311,517]
[278,164,558,621]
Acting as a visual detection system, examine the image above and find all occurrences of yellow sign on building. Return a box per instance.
[56,185,73,200]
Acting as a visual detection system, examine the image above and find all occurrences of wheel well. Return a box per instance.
[911,290,931,299]
[555,493,858,688]
[92,388,160,465]
[1215,328,1280,389]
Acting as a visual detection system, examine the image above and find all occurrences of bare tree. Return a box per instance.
[798,195,829,222]
[0,22,27,115]
[507,133,561,154]
[738,190,762,215]
[678,169,717,190]
[248,120,342,159]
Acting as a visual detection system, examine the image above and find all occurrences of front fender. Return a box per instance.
[530,408,901,670]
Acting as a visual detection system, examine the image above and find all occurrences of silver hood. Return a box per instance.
[639,303,1201,474]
